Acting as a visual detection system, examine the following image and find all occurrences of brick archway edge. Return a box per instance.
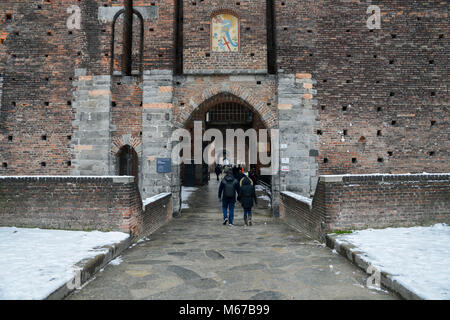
[176,85,278,129]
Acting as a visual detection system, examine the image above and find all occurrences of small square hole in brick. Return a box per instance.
[41,162,46,167]
[377,107,382,112]
[41,135,47,141]
[391,120,397,126]
[429,151,435,157]
[323,158,329,164]
[431,120,436,126]
[2,163,7,168]
[67,135,72,141]
[317,130,323,135]
[352,158,357,164]
[8,136,13,142]
[377,158,384,163]
[388,151,393,157]
[67,161,72,167]
[377,130,382,136]
[343,130,348,136]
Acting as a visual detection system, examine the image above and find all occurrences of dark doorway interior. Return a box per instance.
[118,145,139,185]
[182,93,270,187]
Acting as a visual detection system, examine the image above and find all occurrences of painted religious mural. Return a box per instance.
[211,13,239,52]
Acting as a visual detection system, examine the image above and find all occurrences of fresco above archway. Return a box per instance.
[211,13,239,52]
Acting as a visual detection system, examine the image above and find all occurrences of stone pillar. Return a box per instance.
[141,70,180,215]
[71,69,112,176]
[277,72,319,196]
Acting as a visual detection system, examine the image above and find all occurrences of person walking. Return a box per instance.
[218,168,240,227]
[215,163,222,181]
[238,176,257,226]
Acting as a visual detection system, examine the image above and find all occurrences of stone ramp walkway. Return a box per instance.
[67,179,397,300]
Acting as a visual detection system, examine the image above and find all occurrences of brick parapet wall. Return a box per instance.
[281,174,450,241]
[0,176,172,238]
[140,193,172,236]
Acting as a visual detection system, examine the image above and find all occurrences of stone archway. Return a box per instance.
[175,84,278,130]
[176,91,280,216]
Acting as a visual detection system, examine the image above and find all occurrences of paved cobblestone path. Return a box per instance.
[68,179,398,300]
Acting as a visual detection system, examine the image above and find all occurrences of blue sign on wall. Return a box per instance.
[157,158,171,173]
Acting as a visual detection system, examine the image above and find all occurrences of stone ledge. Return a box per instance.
[326,234,423,300]
[45,236,133,300]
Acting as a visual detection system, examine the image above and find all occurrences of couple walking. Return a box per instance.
[218,167,257,227]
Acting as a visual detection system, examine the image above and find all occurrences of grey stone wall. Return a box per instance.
[278,73,319,196]
[141,70,180,214]
[71,69,112,176]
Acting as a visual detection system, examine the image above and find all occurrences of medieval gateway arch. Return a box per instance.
[1,0,447,234]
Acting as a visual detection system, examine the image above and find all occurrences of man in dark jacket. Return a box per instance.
[238,176,257,226]
[214,163,222,181]
[218,168,240,226]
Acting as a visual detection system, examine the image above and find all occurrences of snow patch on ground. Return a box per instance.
[258,195,271,202]
[109,256,123,266]
[0,227,129,300]
[336,224,450,300]
[181,186,198,209]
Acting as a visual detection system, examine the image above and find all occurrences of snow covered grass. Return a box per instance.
[0,227,129,300]
[181,186,198,209]
[336,224,450,300]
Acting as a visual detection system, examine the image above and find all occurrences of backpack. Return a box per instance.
[224,179,235,198]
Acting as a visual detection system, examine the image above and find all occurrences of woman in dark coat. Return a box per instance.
[238,176,257,226]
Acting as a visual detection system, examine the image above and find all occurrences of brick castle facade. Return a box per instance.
[0,1,448,215]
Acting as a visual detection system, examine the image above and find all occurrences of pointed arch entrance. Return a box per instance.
[181,92,272,187]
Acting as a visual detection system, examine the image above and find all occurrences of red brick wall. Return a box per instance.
[276,0,449,175]
[0,1,175,175]
[140,193,172,236]
[173,75,277,128]
[183,0,267,73]
[0,176,142,234]
[281,174,450,241]
[111,80,142,140]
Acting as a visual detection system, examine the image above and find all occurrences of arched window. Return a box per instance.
[110,8,144,76]
[117,145,139,184]
[211,12,239,52]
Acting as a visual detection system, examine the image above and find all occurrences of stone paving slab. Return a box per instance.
[67,180,398,300]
